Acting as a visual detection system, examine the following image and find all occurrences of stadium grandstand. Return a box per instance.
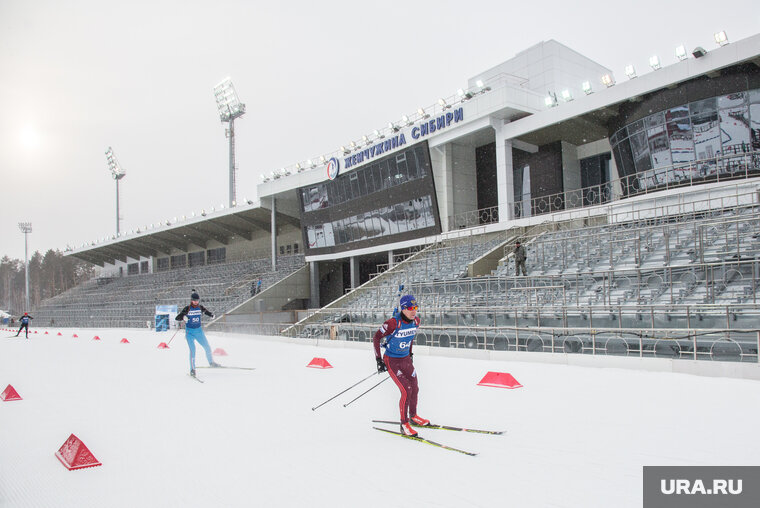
[44,33,760,365]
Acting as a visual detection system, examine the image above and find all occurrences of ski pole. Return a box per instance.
[342,376,390,408]
[311,371,377,411]
[167,325,182,346]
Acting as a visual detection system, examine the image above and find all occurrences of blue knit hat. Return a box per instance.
[400,294,417,310]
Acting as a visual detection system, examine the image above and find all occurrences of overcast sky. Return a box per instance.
[1,0,758,261]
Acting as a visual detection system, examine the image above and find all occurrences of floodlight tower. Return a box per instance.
[18,222,32,312]
[213,77,246,208]
[105,147,126,235]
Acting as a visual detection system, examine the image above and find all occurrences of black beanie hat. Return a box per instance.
[191,292,200,300]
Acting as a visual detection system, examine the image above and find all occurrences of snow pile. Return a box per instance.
[1,328,758,508]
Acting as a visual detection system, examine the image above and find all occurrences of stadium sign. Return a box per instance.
[326,157,340,180]
[344,108,464,170]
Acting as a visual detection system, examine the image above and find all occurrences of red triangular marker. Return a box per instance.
[72,334,78,338]
[93,336,101,341]
[213,348,228,356]
[120,338,129,344]
[306,357,333,369]
[477,371,523,389]
[157,342,169,349]
[1,384,22,401]
[57,332,62,336]
[55,434,102,470]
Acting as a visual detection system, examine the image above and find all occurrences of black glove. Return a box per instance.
[409,352,414,360]
[376,357,387,373]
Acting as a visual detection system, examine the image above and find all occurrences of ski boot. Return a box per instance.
[400,422,418,437]
[410,415,430,426]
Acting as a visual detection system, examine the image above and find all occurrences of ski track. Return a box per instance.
[1,327,758,507]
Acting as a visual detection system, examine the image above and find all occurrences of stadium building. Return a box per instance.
[40,32,760,367]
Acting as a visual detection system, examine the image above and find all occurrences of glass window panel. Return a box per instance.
[665,105,689,123]
[363,167,375,194]
[341,176,353,202]
[386,157,398,188]
[415,146,428,177]
[628,119,645,135]
[750,89,760,152]
[394,203,408,232]
[406,149,419,180]
[369,209,382,238]
[647,124,671,184]
[321,222,334,246]
[629,130,652,173]
[377,206,391,235]
[690,97,716,117]
[326,180,339,206]
[667,119,695,163]
[377,160,390,191]
[395,153,408,183]
[645,112,665,129]
[387,205,399,235]
[692,111,721,175]
[372,163,383,193]
[719,103,750,156]
[718,91,746,109]
[319,185,328,209]
[425,196,437,227]
[350,173,360,197]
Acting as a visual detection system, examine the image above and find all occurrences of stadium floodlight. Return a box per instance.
[649,55,661,70]
[293,163,301,173]
[307,159,316,169]
[624,65,637,79]
[675,45,687,61]
[388,122,400,133]
[373,129,385,139]
[261,174,270,182]
[18,222,32,312]
[560,89,573,102]
[417,107,430,119]
[692,46,707,58]
[601,74,615,87]
[714,31,728,46]
[475,79,491,92]
[349,141,358,151]
[457,88,473,101]
[544,94,558,108]
[319,155,327,164]
[361,135,371,146]
[401,115,412,126]
[438,98,451,110]
[105,147,126,236]
[341,145,351,155]
[212,77,246,208]
[582,81,593,95]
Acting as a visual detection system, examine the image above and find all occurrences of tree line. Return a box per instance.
[0,250,95,315]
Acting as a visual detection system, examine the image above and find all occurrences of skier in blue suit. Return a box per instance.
[175,292,219,376]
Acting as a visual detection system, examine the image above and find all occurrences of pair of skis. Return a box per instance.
[188,365,255,383]
[372,420,504,456]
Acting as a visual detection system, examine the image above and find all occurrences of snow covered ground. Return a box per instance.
[1,327,759,508]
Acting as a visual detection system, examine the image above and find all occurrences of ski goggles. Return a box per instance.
[404,305,418,311]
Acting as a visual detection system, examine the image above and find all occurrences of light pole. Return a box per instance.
[18,222,32,312]
[213,77,246,208]
[105,147,126,235]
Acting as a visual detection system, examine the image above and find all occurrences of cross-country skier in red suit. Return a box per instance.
[373,294,430,437]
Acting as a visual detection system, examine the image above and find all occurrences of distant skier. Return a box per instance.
[373,294,429,437]
[15,312,33,339]
[175,292,219,377]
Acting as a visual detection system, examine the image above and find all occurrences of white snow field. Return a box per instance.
[1,327,759,508]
